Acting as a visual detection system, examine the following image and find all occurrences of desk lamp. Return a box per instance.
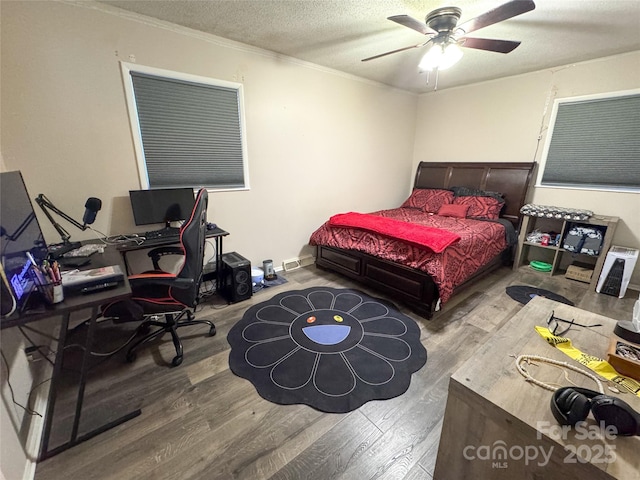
[35,194,102,259]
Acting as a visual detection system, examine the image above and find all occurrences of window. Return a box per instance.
[121,63,249,190]
[537,89,640,193]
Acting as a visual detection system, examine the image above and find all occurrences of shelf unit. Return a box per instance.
[513,213,619,290]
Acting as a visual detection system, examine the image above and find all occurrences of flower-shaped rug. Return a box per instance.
[227,287,427,413]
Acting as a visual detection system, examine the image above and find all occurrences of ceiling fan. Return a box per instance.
[362,0,536,72]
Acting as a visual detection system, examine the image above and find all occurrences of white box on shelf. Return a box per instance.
[596,246,639,298]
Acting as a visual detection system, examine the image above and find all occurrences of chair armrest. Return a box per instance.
[147,246,183,257]
[147,246,184,270]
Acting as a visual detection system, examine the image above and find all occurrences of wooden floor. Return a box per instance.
[34,265,638,480]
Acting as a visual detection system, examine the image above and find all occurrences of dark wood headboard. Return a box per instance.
[413,162,536,228]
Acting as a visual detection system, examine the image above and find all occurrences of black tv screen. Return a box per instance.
[0,171,49,316]
[129,188,195,227]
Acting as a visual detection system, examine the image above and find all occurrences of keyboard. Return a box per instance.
[138,236,181,247]
[115,229,182,250]
[63,243,105,257]
[143,227,181,240]
[48,242,82,259]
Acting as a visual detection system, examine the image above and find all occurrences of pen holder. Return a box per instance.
[30,261,64,305]
[52,282,64,304]
[36,280,64,305]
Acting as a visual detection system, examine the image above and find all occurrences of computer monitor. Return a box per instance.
[128,188,195,228]
[0,171,49,316]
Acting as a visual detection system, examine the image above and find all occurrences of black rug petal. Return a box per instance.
[506,285,574,306]
[227,287,427,413]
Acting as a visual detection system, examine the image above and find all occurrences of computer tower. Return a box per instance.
[220,252,252,303]
[599,258,625,297]
[596,246,639,298]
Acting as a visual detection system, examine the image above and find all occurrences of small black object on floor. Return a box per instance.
[506,285,574,306]
[252,273,287,294]
[227,286,427,413]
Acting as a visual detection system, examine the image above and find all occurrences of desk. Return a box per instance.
[116,227,228,279]
[433,297,640,479]
[1,245,139,460]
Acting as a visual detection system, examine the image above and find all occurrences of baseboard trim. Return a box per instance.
[626,282,640,294]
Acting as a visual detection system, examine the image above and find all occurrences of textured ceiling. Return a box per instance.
[98,0,640,93]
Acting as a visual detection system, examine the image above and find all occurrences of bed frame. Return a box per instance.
[315,161,536,318]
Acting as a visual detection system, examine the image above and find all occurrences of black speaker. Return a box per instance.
[220,252,252,303]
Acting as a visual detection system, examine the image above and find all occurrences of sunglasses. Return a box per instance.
[547,310,602,336]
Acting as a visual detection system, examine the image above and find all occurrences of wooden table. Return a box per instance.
[433,296,640,480]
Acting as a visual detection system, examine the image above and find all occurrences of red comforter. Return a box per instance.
[309,208,507,304]
[329,212,460,253]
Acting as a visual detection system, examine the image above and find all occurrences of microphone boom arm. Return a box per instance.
[35,194,88,245]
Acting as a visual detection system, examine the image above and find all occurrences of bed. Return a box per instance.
[309,161,536,318]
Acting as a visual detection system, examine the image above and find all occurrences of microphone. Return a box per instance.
[82,197,102,226]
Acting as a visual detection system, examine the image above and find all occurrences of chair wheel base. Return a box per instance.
[209,325,216,337]
[171,355,183,367]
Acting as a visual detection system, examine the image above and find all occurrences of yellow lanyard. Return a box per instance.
[535,326,640,397]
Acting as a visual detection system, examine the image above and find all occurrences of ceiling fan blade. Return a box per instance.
[456,0,535,35]
[388,15,436,35]
[460,37,521,54]
[361,41,429,62]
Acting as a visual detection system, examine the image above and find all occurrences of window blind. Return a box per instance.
[130,71,246,189]
[541,93,640,191]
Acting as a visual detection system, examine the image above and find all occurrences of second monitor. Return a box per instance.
[129,188,195,229]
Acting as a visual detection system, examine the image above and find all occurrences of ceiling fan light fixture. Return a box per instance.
[419,42,463,72]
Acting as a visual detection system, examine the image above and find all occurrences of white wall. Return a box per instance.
[1,0,418,267]
[1,2,417,478]
[414,51,640,286]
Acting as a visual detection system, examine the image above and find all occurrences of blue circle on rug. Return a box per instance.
[227,287,427,413]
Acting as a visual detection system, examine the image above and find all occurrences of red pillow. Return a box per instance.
[453,196,503,219]
[401,189,454,213]
[437,203,469,218]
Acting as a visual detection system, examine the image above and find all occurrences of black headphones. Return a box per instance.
[550,387,640,436]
